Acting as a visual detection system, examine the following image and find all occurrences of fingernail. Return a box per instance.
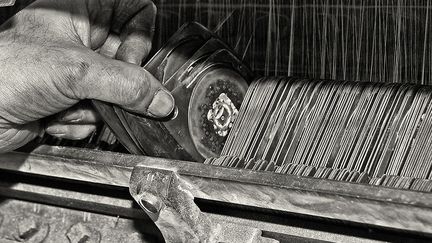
[59,111,82,122]
[148,89,175,117]
[45,125,66,135]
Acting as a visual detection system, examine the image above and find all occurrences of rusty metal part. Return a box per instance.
[129,165,279,242]
[0,199,160,243]
[66,223,101,243]
[127,162,432,241]
[1,146,432,242]
[15,216,49,242]
[0,156,162,242]
[129,167,217,242]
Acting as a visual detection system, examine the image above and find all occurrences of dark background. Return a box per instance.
[2,0,432,84]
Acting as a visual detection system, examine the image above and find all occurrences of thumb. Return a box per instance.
[77,52,175,118]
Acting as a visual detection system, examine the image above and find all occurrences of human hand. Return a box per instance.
[0,0,175,152]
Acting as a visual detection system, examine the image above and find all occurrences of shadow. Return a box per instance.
[196,198,432,243]
[0,169,164,242]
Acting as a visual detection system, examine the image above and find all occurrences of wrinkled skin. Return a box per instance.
[0,0,175,152]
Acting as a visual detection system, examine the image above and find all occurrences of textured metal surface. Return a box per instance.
[0,165,163,242]
[0,150,132,187]
[130,167,217,242]
[3,147,431,232]
[129,166,278,243]
[0,199,159,243]
[1,146,432,241]
[129,162,432,237]
[0,171,142,219]
[3,146,432,208]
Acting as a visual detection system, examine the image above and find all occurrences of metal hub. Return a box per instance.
[207,93,239,137]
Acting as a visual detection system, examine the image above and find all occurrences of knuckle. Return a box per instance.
[58,49,91,99]
[120,74,150,108]
[143,41,152,53]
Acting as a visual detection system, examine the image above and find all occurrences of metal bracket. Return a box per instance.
[129,164,278,243]
[129,165,221,242]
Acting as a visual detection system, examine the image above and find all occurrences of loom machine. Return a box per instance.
[1,1,432,243]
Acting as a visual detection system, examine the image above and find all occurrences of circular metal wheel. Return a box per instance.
[189,66,248,158]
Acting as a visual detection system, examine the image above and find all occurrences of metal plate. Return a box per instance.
[189,66,248,158]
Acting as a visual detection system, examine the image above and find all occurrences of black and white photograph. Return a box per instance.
[0,0,431,242]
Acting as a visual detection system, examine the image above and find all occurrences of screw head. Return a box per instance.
[66,223,101,243]
[18,218,39,240]
[14,216,49,242]
[138,194,162,221]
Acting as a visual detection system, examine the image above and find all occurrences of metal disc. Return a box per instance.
[189,67,248,158]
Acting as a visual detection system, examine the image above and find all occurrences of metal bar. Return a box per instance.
[0,145,431,235]
[0,169,145,219]
[14,145,432,208]
[0,146,132,187]
[130,164,432,236]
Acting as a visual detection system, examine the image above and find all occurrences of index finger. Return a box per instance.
[113,0,157,65]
